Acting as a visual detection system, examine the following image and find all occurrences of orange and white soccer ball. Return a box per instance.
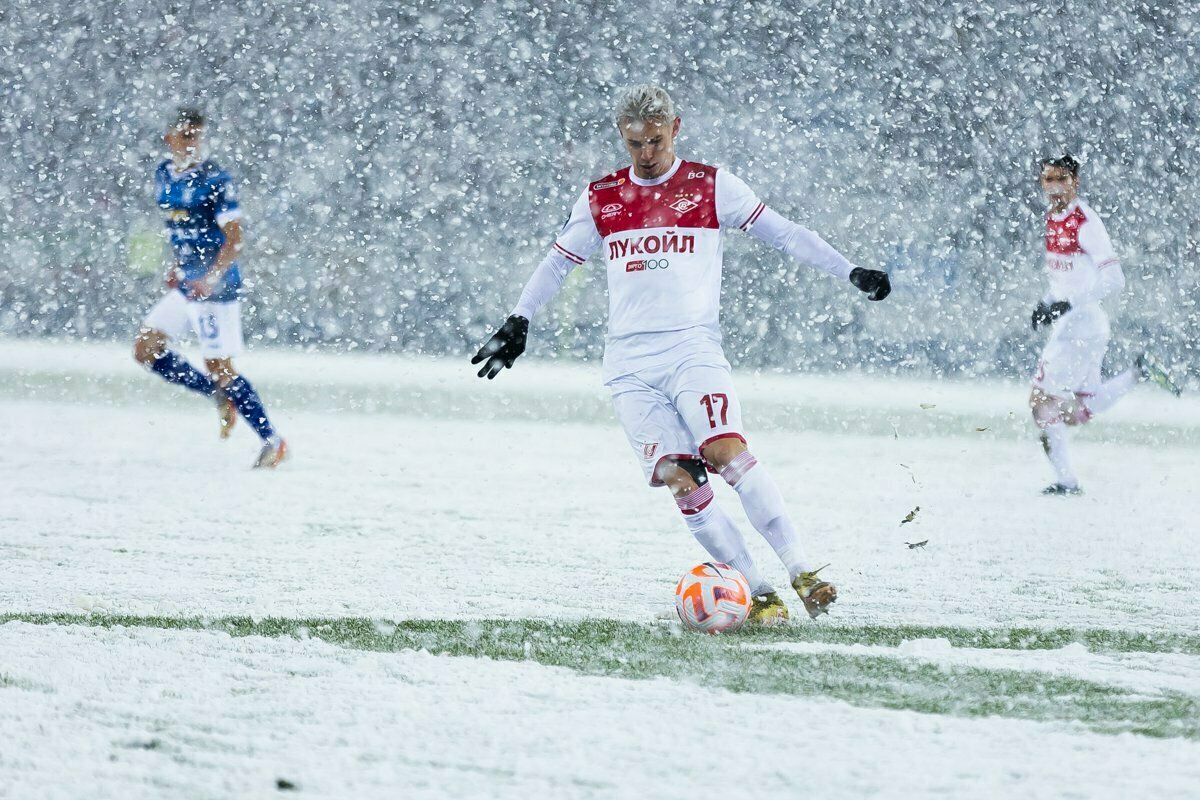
[674,562,752,634]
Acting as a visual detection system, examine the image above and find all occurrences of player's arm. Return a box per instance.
[188,174,243,299]
[717,170,890,301]
[154,168,183,289]
[472,190,601,379]
[1073,212,1125,306]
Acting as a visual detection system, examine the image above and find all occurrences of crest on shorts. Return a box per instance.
[642,442,659,459]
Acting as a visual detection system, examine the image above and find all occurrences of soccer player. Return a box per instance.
[472,85,891,624]
[1029,153,1180,495]
[132,107,287,468]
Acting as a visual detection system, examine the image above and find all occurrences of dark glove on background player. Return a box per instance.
[849,267,891,301]
[1031,300,1071,330]
[471,315,529,379]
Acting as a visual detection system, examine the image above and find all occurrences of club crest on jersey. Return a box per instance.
[169,210,191,222]
[668,197,699,214]
[642,442,658,459]
[595,177,626,190]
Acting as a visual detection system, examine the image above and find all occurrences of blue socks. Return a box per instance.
[149,352,276,442]
[224,375,276,441]
[151,351,215,396]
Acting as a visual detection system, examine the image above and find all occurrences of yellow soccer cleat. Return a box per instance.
[216,389,237,440]
[747,592,790,626]
[792,565,837,619]
[1136,353,1182,397]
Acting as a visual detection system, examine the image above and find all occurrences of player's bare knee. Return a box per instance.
[133,329,165,365]
[700,437,747,473]
[655,457,705,498]
[1031,390,1063,429]
[205,359,237,387]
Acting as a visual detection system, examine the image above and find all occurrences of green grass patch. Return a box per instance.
[4,613,1199,740]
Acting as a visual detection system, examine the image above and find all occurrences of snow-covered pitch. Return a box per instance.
[1,339,1197,799]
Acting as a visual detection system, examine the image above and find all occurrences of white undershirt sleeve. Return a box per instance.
[1078,213,1119,270]
[511,251,578,320]
[1072,211,1124,306]
[715,169,764,230]
[510,189,601,320]
[746,207,857,281]
[1069,262,1126,307]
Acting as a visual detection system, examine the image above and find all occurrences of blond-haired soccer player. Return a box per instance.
[473,85,891,623]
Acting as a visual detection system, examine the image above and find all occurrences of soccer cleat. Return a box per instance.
[1136,353,1182,397]
[253,436,288,469]
[215,389,237,439]
[1041,483,1083,496]
[792,565,837,619]
[747,592,790,626]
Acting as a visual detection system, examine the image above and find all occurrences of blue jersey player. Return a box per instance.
[133,107,287,468]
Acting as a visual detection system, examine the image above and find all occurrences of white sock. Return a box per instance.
[1081,369,1137,415]
[677,485,772,596]
[1040,423,1078,488]
[719,452,812,579]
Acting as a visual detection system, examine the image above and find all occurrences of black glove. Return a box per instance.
[471,315,529,379]
[1031,300,1071,330]
[849,267,891,301]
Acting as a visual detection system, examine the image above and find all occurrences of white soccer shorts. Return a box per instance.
[608,355,746,486]
[142,291,244,359]
[1033,304,1110,397]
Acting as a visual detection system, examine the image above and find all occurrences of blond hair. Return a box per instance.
[614,84,676,128]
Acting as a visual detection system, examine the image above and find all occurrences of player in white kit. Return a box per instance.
[1030,154,1181,495]
[472,86,891,623]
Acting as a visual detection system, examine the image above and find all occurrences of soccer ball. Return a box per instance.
[674,562,752,634]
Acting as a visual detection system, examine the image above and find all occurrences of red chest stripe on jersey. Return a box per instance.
[1045,207,1086,255]
[588,161,719,238]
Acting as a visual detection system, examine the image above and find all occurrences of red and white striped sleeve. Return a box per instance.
[715,169,764,231]
[1072,203,1126,306]
[552,190,601,266]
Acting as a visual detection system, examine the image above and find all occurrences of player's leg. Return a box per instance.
[1030,315,1105,494]
[1067,314,1149,418]
[1082,352,1182,415]
[202,356,239,439]
[134,292,215,396]
[655,457,772,593]
[673,362,835,618]
[190,300,286,467]
[1078,368,1137,415]
[609,376,774,605]
[1030,386,1081,495]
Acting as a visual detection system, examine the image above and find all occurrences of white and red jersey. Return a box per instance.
[512,156,858,381]
[1044,198,1120,307]
[550,158,763,376]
